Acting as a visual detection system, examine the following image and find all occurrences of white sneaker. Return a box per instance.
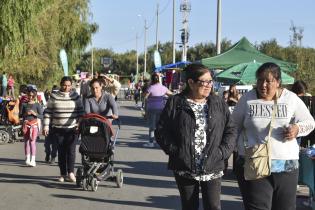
[25,155,31,166]
[143,142,155,148]
[68,172,76,183]
[29,160,36,167]
[58,176,65,182]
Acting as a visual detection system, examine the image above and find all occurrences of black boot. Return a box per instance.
[45,155,50,163]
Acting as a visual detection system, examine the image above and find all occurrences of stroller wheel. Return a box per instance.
[76,167,83,187]
[82,178,89,191]
[91,178,99,192]
[0,130,10,145]
[116,169,123,188]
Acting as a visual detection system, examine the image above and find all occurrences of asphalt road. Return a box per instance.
[0,100,308,210]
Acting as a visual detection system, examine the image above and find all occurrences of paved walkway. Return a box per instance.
[0,100,311,210]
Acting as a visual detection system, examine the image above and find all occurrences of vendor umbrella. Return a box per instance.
[215,61,295,85]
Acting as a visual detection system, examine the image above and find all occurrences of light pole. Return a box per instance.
[155,3,159,51]
[180,0,191,62]
[172,0,176,64]
[91,45,94,77]
[137,14,148,75]
[136,33,139,78]
[216,0,222,55]
[144,19,148,74]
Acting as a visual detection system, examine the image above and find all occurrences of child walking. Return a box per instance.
[21,87,43,167]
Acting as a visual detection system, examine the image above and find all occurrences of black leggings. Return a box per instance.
[174,173,221,210]
[234,157,298,210]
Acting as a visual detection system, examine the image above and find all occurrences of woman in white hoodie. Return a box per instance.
[232,62,315,210]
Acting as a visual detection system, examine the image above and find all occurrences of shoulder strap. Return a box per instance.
[266,91,278,142]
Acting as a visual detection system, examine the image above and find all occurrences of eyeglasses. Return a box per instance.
[195,79,213,86]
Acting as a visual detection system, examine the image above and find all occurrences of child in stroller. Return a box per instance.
[0,98,22,144]
[76,113,123,191]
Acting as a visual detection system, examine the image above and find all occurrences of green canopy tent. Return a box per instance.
[216,61,295,85]
[200,37,297,72]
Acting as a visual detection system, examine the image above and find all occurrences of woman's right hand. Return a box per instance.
[283,124,299,141]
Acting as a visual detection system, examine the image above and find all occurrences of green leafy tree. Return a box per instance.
[0,0,97,91]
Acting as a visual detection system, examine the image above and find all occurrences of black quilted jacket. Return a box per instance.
[155,93,237,174]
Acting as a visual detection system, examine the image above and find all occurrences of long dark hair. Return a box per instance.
[151,73,160,85]
[256,62,282,84]
[182,63,210,94]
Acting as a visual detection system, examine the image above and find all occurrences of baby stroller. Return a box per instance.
[0,98,23,144]
[76,113,123,191]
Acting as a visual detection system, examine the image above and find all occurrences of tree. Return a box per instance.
[0,0,97,90]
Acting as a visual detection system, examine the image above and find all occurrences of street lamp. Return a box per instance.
[136,32,139,79]
[137,14,148,75]
[172,0,176,64]
[216,0,222,55]
[91,42,94,77]
[143,19,148,74]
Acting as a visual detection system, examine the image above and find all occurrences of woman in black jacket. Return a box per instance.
[155,64,237,210]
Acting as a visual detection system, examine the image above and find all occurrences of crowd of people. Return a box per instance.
[1,62,315,210]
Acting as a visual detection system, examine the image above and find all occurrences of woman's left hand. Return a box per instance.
[283,124,299,141]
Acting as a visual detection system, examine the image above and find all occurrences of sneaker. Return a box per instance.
[50,157,56,164]
[25,159,31,166]
[143,142,155,148]
[29,160,36,167]
[58,176,65,182]
[68,172,76,183]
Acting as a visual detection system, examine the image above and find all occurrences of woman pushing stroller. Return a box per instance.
[84,78,118,119]
[76,78,121,190]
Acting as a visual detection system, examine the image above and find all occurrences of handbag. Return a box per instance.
[243,92,277,181]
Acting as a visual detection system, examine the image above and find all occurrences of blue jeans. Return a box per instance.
[147,109,162,143]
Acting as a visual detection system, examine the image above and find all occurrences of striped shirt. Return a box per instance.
[43,90,84,129]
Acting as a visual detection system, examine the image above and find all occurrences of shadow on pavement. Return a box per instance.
[0,157,55,167]
[51,192,243,210]
[115,160,171,178]
[52,193,181,209]
[118,115,147,127]
[0,172,82,191]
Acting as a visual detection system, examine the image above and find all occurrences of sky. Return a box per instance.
[89,0,315,54]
